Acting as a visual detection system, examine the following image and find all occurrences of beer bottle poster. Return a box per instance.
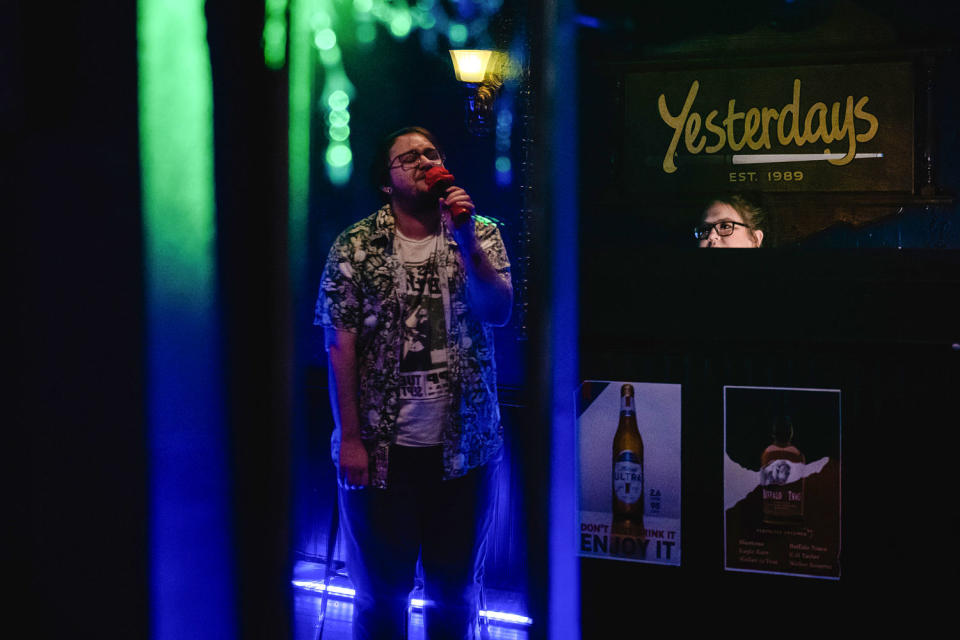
[577,380,682,565]
[724,386,841,579]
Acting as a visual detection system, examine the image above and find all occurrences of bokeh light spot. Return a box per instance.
[329,124,350,142]
[448,23,468,45]
[314,28,336,50]
[328,109,350,127]
[357,22,376,43]
[319,47,342,65]
[390,11,413,38]
[326,144,353,167]
[328,90,350,110]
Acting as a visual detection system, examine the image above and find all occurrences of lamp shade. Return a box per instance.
[449,49,493,83]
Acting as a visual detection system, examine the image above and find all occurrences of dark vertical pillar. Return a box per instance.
[206,2,292,638]
[525,0,579,638]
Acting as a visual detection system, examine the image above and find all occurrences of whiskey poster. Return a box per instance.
[724,386,841,579]
[577,381,682,565]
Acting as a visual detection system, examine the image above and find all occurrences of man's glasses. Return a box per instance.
[389,148,444,171]
[694,220,750,240]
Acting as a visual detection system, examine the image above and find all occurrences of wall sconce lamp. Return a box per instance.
[449,49,505,136]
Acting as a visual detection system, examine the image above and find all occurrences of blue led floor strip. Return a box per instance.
[291,580,534,626]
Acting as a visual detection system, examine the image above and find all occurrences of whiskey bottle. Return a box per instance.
[760,416,806,525]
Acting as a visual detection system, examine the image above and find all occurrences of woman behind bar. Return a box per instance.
[694,194,765,248]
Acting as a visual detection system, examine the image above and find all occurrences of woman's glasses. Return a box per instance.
[693,220,751,240]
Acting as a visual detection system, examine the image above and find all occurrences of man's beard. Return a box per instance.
[398,186,440,214]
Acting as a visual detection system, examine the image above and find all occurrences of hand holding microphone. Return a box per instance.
[424,166,473,227]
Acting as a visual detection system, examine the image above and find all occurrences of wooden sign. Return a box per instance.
[623,62,914,193]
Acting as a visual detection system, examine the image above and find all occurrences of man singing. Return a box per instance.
[315,126,512,639]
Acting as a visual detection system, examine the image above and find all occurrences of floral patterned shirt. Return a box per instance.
[315,205,511,487]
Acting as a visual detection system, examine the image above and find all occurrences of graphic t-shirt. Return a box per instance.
[394,230,450,446]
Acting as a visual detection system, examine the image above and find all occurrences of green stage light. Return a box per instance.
[327,89,349,110]
[263,0,288,68]
[326,143,353,167]
[389,11,412,38]
[139,0,237,636]
[328,109,350,127]
[263,22,287,68]
[448,23,467,46]
[310,9,331,30]
[319,46,341,65]
[314,28,336,50]
[327,163,352,185]
[418,12,436,29]
[329,124,350,141]
[357,22,376,43]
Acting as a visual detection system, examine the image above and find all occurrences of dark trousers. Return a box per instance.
[338,445,499,640]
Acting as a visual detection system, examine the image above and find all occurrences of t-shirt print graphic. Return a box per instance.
[399,257,450,400]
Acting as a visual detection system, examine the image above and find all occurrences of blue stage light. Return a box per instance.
[292,580,534,626]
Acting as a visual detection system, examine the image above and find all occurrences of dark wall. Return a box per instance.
[14,2,148,637]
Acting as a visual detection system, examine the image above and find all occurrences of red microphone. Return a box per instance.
[424,166,470,224]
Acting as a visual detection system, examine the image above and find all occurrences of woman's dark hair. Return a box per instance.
[370,126,445,201]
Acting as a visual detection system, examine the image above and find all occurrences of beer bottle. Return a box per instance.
[760,416,805,525]
[612,384,644,537]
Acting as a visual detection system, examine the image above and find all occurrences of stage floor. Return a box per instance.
[293,560,530,640]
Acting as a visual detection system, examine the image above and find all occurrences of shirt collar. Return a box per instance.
[372,203,458,251]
